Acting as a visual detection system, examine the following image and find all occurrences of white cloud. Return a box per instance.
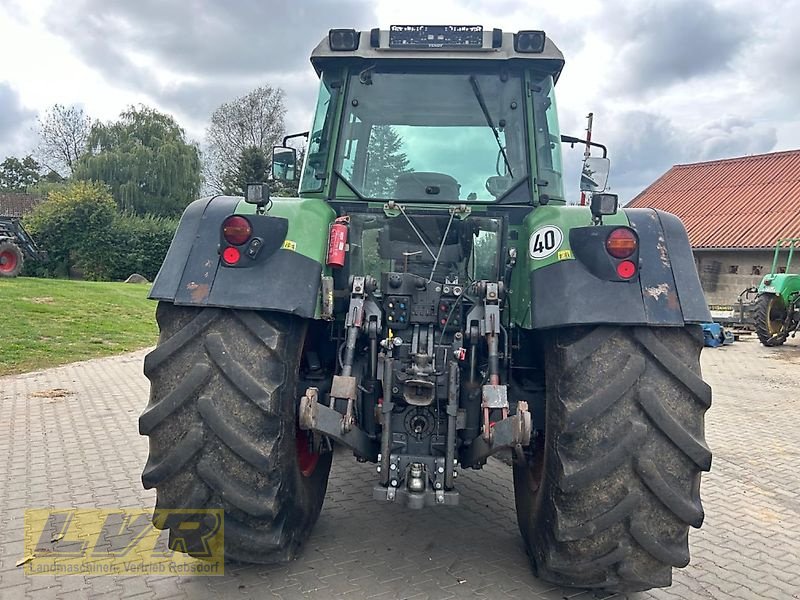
[0,0,796,199]
[0,82,37,158]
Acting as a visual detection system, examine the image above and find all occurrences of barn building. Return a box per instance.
[0,192,40,217]
[628,150,800,307]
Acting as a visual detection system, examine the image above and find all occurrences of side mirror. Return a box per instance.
[590,193,619,218]
[271,146,297,182]
[580,156,610,192]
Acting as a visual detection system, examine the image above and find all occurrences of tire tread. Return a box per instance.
[753,293,789,346]
[140,304,331,564]
[514,325,711,592]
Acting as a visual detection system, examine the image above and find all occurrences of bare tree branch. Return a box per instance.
[203,86,286,194]
[36,104,92,177]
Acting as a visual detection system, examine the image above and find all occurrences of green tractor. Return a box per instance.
[752,238,800,346]
[140,26,712,593]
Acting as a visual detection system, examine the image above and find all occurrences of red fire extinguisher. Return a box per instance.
[326,216,349,267]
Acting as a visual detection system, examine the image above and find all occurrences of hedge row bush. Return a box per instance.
[24,180,178,281]
[104,212,179,281]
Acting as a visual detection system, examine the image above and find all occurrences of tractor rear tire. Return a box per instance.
[754,293,788,346]
[0,241,23,277]
[140,302,332,564]
[513,326,711,592]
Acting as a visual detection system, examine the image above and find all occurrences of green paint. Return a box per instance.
[235,198,335,265]
[506,205,630,328]
[524,206,629,269]
[758,238,800,304]
[758,273,800,299]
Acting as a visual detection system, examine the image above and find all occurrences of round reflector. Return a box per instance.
[606,228,637,259]
[617,260,637,279]
[222,246,241,265]
[222,216,252,246]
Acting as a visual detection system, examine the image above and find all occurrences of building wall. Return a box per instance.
[693,249,795,305]
[0,192,40,217]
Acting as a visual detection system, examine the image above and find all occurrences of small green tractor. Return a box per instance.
[752,238,800,346]
[140,26,712,593]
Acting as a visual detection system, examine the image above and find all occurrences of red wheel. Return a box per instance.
[0,250,16,271]
[0,242,23,277]
[296,427,320,477]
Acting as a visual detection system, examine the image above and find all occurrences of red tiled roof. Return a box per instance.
[627,150,800,249]
[0,192,41,217]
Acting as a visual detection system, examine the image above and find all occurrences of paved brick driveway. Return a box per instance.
[1,335,799,600]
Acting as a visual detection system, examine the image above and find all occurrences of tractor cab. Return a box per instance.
[268,26,579,328]
[276,26,567,207]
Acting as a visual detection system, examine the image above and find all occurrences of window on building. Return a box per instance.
[702,260,722,292]
[728,265,739,274]
[751,266,762,276]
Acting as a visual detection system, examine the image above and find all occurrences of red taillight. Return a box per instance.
[617,260,637,279]
[222,246,241,265]
[222,216,252,245]
[606,228,637,259]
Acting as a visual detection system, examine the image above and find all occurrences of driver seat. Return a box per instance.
[394,172,460,201]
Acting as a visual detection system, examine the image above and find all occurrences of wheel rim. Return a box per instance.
[766,297,787,335]
[0,249,18,273]
[296,427,320,477]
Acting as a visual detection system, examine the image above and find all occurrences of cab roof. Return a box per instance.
[310,27,565,82]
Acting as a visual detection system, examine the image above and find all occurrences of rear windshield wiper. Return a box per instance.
[469,75,513,178]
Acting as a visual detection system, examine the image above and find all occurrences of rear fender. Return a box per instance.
[150,196,335,318]
[521,206,711,329]
[758,273,800,299]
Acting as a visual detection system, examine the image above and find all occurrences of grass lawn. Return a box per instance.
[0,277,158,376]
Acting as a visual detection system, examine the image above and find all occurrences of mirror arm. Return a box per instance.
[559,135,608,158]
[282,131,310,146]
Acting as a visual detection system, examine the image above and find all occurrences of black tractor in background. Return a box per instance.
[0,216,45,278]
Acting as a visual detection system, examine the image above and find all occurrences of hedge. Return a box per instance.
[24,180,178,281]
[104,212,179,281]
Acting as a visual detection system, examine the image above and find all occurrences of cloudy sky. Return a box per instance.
[1,0,797,201]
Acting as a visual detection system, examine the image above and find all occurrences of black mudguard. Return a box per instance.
[150,196,322,318]
[530,208,710,329]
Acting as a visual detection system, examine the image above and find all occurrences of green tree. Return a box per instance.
[222,146,269,196]
[74,105,201,217]
[0,155,41,190]
[363,126,410,197]
[43,169,64,183]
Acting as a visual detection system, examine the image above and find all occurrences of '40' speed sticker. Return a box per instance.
[528,225,564,259]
